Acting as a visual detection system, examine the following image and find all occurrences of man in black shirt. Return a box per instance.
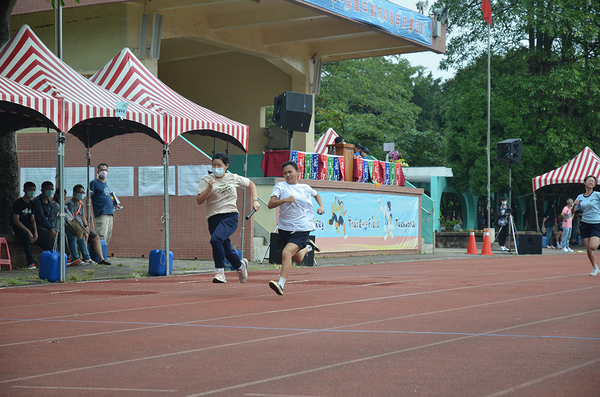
[12,182,52,269]
[31,181,57,242]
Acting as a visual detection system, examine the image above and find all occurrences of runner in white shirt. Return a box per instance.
[574,175,600,276]
[268,161,325,295]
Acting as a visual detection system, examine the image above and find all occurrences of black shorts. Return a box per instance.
[278,230,310,250]
[579,222,600,240]
[89,230,98,240]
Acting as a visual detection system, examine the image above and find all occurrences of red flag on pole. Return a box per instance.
[481,0,492,25]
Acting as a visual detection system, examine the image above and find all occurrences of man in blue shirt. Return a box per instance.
[89,163,114,244]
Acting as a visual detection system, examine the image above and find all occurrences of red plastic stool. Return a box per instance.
[0,237,12,271]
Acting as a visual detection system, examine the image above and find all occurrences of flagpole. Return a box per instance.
[486,23,491,229]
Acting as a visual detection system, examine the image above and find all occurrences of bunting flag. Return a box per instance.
[372,161,381,184]
[311,154,319,180]
[362,159,370,183]
[384,162,391,185]
[367,160,374,183]
[304,153,311,179]
[355,159,363,182]
[319,154,328,180]
[297,152,305,179]
[339,157,345,181]
[291,150,298,164]
[332,157,339,181]
[390,163,396,186]
[481,0,492,25]
[395,163,406,186]
[327,156,334,180]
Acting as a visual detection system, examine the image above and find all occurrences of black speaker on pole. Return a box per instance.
[497,138,522,165]
[269,233,315,266]
[272,91,313,132]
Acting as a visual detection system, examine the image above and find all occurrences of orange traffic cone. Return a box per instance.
[466,229,478,254]
[480,228,493,256]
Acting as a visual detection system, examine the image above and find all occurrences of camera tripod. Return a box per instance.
[501,213,519,254]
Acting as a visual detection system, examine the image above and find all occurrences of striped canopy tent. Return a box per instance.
[0,25,165,144]
[90,48,249,151]
[0,75,59,135]
[90,48,251,263]
[532,147,600,232]
[0,25,166,281]
[314,127,339,154]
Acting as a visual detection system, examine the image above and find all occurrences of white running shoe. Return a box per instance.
[590,266,599,277]
[500,246,508,251]
[561,247,568,252]
[213,272,226,283]
[567,247,574,252]
[237,258,248,283]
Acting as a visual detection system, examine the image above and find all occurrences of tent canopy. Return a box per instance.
[0,75,59,136]
[532,147,600,191]
[314,127,339,154]
[90,48,249,152]
[0,25,165,145]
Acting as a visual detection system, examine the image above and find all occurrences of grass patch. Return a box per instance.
[116,263,127,267]
[66,269,96,282]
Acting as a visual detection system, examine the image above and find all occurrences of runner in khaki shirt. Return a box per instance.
[197,152,260,284]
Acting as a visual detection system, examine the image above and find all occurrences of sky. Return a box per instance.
[389,0,456,81]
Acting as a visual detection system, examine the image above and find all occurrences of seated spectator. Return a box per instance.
[353,143,363,159]
[551,225,563,249]
[12,182,52,269]
[360,146,377,160]
[334,136,345,144]
[31,181,57,242]
[66,184,111,265]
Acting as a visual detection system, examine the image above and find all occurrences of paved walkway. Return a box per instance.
[0,244,583,287]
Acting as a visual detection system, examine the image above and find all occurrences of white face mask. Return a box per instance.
[98,170,108,178]
[501,201,507,206]
[212,167,225,178]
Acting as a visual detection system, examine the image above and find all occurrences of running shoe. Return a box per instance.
[567,247,574,252]
[98,259,112,265]
[590,265,599,276]
[561,247,569,252]
[237,258,248,283]
[213,272,226,283]
[67,258,81,267]
[269,280,284,295]
[83,259,97,265]
[500,246,508,251]
[25,263,36,270]
[306,239,321,252]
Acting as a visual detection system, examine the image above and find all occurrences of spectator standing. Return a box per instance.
[12,182,51,269]
[89,163,114,244]
[560,199,574,252]
[543,202,556,249]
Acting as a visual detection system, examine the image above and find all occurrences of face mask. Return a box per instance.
[212,168,225,178]
[98,170,108,178]
[76,193,85,201]
[27,191,35,199]
[44,190,54,198]
[501,201,507,206]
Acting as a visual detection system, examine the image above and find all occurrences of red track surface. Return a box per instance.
[1,255,599,396]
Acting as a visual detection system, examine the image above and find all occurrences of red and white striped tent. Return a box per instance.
[0,25,164,144]
[90,48,249,151]
[314,127,339,154]
[0,75,59,136]
[532,147,600,191]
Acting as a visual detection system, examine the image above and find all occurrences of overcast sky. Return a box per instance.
[389,0,456,81]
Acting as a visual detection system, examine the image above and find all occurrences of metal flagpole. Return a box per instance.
[56,3,65,282]
[486,23,491,229]
[163,145,170,275]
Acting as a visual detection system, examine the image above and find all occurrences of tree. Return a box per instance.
[315,56,445,166]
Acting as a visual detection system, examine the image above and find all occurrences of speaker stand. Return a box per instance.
[288,130,294,160]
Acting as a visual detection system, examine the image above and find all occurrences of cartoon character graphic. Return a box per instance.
[328,198,348,239]
[378,198,394,241]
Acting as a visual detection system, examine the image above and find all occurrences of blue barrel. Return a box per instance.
[89,239,108,262]
[149,250,173,276]
[39,250,68,282]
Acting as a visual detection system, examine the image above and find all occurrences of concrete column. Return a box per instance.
[430,175,449,232]
[460,191,479,231]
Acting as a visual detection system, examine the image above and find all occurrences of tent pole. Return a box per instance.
[57,132,66,282]
[288,130,294,161]
[86,127,91,227]
[163,145,170,275]
[533,189,540,234]
[240,151,248,262]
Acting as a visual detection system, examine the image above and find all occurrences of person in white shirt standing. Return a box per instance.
[574,175,600,276]
[197,152,259,283]
[267,161,325,295]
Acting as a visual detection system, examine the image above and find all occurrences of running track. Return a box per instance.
[1,254,599,396]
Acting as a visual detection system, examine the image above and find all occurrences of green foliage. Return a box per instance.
[315,56,445,166]
[435,0,600,197]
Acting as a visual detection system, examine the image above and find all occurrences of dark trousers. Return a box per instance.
[498,224,508,246]
[207,212,241,270]
[13,228,51,265]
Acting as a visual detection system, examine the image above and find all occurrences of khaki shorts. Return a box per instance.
[95,214,113,244]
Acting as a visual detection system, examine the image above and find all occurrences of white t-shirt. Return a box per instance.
[271,182,317,232]
[198,173,250,218]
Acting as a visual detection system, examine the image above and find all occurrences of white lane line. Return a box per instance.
[483,357,600,397]
[0,284,597,349]
[12,385,177,392]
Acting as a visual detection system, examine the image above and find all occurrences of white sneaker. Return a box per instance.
[561,247,568,252]
[567,247,574,252]
[500,246,508,251]
[213,272,226,283]
[84,259,97,265]
[237,258,248,283]
[590,266,600,276]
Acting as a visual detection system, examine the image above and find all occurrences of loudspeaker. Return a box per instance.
[269,233,315,266]
[272,91,313,132]
[517,234,542,255]
[497,138,522,165]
